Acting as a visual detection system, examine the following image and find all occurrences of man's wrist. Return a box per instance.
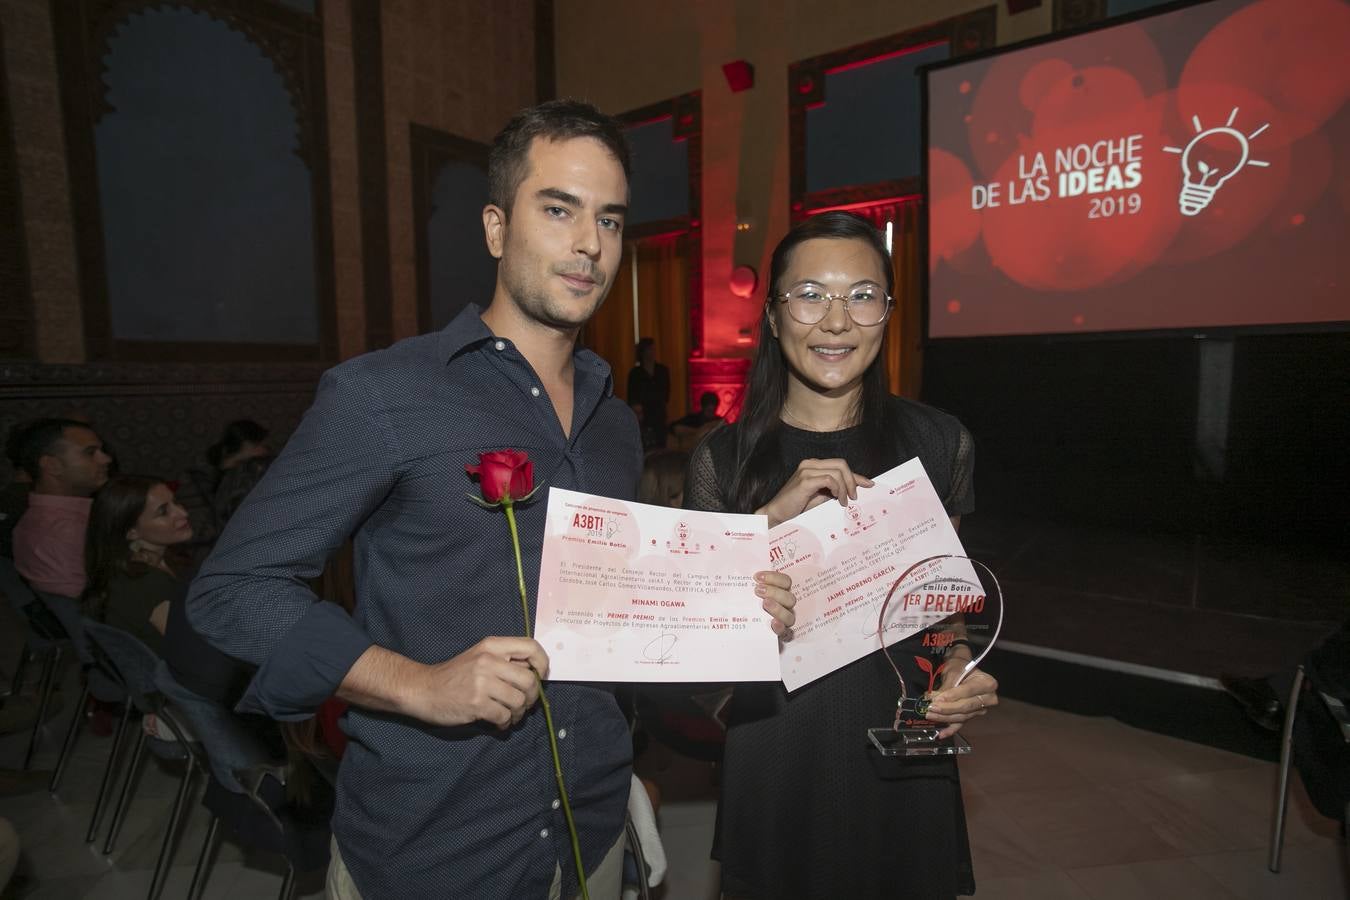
[388,655,432,718]
[339,645,430,718]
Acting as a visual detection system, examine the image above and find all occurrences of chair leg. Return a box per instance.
[625,817,651,900]
[186,815,220,900]
[21,644,60,770]
[87,697,133,842]
[278,863,296,900]
[50,680,91,793]
[103,724,148,855]
[147,763,196,900]
[1269,664,1306,873]
[8,640,30,697]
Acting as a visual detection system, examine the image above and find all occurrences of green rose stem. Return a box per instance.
[504,499,589,900]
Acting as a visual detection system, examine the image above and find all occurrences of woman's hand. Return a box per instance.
[755,458,873,528]
[924,665,998,739]
[754,570,797,639]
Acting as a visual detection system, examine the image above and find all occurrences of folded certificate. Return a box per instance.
[770,457,975,691]
[534,488,780,681]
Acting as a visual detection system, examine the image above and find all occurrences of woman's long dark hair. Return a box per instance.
[84,474,160,617]
[728,212,896,514]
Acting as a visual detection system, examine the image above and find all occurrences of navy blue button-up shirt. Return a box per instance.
[187,305,643,899]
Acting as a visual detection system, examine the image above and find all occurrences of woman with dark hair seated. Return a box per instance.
[84,475,252,720]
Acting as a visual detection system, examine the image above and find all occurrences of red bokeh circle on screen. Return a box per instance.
[928,148,981,273]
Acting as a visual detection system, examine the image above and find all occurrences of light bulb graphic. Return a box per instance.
[1164,107,1270,216]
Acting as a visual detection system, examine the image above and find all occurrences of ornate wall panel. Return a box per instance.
[0,16,34,358]
[0,360,323,482]
[51,0,337,361]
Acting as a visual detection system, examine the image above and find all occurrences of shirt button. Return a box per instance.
[540,828,550,839]
[531,386,541,397]
[494,340,505,351]
[551,799,561,810]
[557,727,567,739]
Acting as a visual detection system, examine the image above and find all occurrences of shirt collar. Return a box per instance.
[27,492,93,511]
[436,303,495,362]
[436,303,615,398]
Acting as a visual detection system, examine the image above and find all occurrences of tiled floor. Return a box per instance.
[639,698,1346,900]
[0,677,325,900]
[2,691,1344,899]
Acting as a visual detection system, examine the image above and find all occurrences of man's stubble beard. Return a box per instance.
[501,256,612,333]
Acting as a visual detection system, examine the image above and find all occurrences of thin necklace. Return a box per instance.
[781,405,852,432]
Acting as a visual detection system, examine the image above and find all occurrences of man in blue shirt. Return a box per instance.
[188,100,797,899]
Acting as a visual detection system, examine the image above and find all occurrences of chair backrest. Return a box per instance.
[0,556,35,613]
[153,660,276,794]
[39,592,93,663]
[83,619,160,712]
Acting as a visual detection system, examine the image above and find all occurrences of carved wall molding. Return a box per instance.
[82,0,321,161]
[50,0,337,362]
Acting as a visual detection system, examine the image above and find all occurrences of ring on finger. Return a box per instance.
[976,694,986,710]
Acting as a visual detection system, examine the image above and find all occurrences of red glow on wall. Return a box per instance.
[807,194,921,215]
[825,39,948,76]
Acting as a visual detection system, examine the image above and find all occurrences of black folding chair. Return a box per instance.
[40,591,125,793]
[155,662,330,900]
[1269,635,1350,872]
[82,620,199,900]
[0,557,71,769]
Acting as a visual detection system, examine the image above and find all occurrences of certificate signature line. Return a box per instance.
[642,633,679,663]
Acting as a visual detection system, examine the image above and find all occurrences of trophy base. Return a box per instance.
[868,727,972,758]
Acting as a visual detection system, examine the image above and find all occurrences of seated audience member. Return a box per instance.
[0,426,32,559]
[668,391,725,452]
[637,450,690,509]
[177,419,272,547]
[84,476,254,714]
[11,418,111,597]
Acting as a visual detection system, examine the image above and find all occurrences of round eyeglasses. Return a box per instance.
[771,285,892,327]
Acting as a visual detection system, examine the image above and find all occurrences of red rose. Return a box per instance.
[466,449,534,504]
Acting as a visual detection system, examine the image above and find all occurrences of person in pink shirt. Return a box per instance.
[11,419,111,597]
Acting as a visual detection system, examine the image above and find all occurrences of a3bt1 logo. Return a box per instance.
[571,512,614,539]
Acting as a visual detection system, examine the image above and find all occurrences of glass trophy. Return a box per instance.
[867,554,1003,759]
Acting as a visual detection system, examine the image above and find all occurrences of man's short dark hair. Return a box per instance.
[487,99,631,215]
[11,418,92,480]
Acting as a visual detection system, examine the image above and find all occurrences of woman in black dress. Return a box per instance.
[685,212,999,899]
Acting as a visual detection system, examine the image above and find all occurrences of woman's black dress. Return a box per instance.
[685,396,977,899]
